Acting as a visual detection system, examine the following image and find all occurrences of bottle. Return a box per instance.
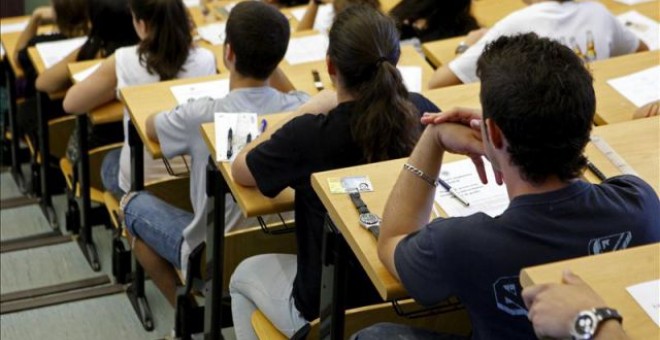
[585,31,597,62]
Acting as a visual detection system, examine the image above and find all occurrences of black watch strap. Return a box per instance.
[595,308,623,324]
[367,225,380,239]
[349,191,369,214]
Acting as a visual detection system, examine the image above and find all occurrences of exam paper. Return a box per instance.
[198,23,226,46]
[285,34,329,65]
[35,37,87,69]
[613,0,655,5]
[170,79,230,105]
[626,279,660,327]
[398,66,422,93]
[434,158,509,217]
[291,4,334,32]
[214,113,259,162]
[607,65,660,107]
[72,63,101,83]
[183,0,199,7]
[617,11,659,50]
[1,21,28,34]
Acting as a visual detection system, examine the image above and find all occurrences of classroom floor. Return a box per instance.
[0,167,236,340]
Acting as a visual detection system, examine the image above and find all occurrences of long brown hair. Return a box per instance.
[53,0,89,37]
[129,0,192,80]
[328,5,419,162]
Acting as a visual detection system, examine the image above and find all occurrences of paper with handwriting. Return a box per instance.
[607,65,660,107]
[214,112,259,162]
[285,34,329,65]
[626,279,660,327]
[35,36,87,69]
[170,79,230,105]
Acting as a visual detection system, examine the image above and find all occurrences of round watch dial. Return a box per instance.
[572,310,598,340]
[359,213,380,226]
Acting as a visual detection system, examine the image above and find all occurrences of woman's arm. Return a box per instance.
[63,55,118,114]
[296,0,320,32]
[14,6,54,66]
[35,47,80,95]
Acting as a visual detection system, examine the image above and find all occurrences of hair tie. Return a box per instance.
[376,57,388,67]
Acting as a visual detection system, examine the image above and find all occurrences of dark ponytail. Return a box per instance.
[328,5,419,162]
[78,0,139,61]
[129,0,192,81]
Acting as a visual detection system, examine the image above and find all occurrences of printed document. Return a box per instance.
[398,66,422,93]
[607,65,660,107]
[626,280,660,327]
[198,23,226,46]
[617,11,659,50]
[434,158,509,217]
[35,37,87,69]
[291,4,334,32]
[285,34,329,65]
[72,63,101,83]
[214,113,259,162]
[170,79,230,105]
[183,0,199,7]
[613,0,655,5]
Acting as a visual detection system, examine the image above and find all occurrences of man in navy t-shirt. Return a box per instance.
[355,33,660,340]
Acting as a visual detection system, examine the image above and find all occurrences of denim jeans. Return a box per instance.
[123,191,193,268]
[229,254,308,340]
[351,323,469,340]
[101,149,125,199]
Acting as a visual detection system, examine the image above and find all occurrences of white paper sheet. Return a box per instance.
[35,36,87,69]
[183,0,199,8]
[214,112,259,162]
[1,21,29,34]
[291,4,334,32]
[398,66,422,93]
[434,158,509,218]
[198,23,226,46]
[72,63,101,83]
[613,0,655,5]
[607,65,660,107]
[626,279,660,327]
[170,79,230,105]
[285,34,329,65]
[617,11,660,50]
[0,44,5,59]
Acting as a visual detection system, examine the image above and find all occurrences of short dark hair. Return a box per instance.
[225,2,290,80]
[53,0,89,37]
[477,33,595,184]
[79,0,139,60]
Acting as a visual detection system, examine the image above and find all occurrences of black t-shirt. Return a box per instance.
[395,176,660,339]
[246,93,440,320]
[18,33,67,97]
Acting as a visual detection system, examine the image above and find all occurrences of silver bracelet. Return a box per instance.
[403,163,438,187]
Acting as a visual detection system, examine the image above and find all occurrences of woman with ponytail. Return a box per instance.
[63,0,216,198]
[229,5,440,339]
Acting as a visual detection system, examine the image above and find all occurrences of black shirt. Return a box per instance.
[18,33,67,97]
[246,93,440,320]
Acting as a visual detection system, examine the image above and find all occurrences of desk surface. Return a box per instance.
[585,116,660,194]
[119,73,229,158]
[199,115,296,217]
[27,46,66,99]
[520,243,660,340]
[67,60,123,125]
[422,50,660,126]
[281,45,434,95]
[421,36,464,68]
[1,16,31,78]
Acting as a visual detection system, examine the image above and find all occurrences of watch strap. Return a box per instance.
[594,307,623,324]
[349,191,369,214]
[367,225,380,239]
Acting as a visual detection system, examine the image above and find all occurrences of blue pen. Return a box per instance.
[260,119,268,133]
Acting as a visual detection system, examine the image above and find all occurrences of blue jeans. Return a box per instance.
[352,323,469,340]
[101,149,125,199]
[123,191,192,268]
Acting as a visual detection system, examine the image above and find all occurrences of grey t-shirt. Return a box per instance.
[155,86,310,275]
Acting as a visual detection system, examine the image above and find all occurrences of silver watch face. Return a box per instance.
[359,213,381,228]
[571,310,598,340]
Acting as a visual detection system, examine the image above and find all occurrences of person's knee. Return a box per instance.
[122,192,153,236]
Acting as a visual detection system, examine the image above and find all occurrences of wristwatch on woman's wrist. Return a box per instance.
[570,307,622,340]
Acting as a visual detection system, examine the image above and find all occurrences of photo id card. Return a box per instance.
[327,175,374,194]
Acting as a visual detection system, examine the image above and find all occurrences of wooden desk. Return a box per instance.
[585,116,660,194]
[472,0,524,27]
[598,0,659,20]
[423,50,660,126]
[520,243,660,340]
[422,36,464,68]
[589,50,659,125]
[281,45,435,95]
[119,74,229,158]
[1,16,31,78]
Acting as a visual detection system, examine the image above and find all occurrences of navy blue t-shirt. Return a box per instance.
[395,175,660,340]
[247,93,440,320]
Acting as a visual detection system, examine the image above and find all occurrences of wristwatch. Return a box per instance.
[349,191,381,239]
[570,308,623,340]
[455,41,469,55]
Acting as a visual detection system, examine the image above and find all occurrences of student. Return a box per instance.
[355,33,659,339]
[63,0,216,199]
[428,0,650,89]
[115,1,310,306]
[390,0,479,43]
[229,5,440,339]
[15,0,89,98]
[295,0,380,32]
[523,270,629,340]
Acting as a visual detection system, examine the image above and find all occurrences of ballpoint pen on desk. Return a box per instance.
[586,160,607,182]
[246,132,252,144]
[227,128,233,160]
[312,69,324,92]
[260,119,267,133]
[438,178,470,207]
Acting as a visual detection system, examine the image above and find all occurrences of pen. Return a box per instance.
[246,133,252,144]
[312,69,324,92]
[260,119,267,133]
[587,160,607,182]
[227,128,233,159]
[438,178,470,207]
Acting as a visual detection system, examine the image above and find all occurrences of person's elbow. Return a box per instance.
[62,92,83,114]
[35,74,54,94]
[231,154,257,187]
[377,234,401,281]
